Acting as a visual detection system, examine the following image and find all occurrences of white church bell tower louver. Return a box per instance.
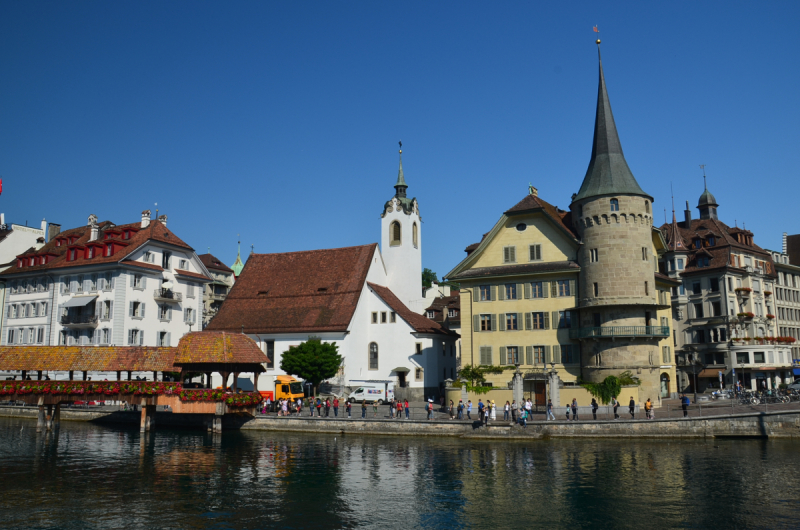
[381,143,424,312]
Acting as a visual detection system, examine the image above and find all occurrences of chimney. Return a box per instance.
[783,232,788,255]
[48,223,61,241]
[41,219,49,242]
[684,200,692,228]
[34,237,45,251]
[141,210,151,228]
[0,213,5,229]
[157,214,167,228]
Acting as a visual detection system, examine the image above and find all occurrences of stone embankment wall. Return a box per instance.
[1,406,799,439]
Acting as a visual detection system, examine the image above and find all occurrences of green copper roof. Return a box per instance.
[698,187,717,207]
[231,242,244,276]
[573,49,651,203]
[395,150,407,188]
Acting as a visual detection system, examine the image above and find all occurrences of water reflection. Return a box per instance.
[0,417,799,529]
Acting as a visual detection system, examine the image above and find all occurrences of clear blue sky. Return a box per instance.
[2,2,798,279]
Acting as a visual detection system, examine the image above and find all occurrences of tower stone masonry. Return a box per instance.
[571,44,662,403]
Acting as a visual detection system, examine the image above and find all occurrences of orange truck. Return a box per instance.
[259,375,305,409]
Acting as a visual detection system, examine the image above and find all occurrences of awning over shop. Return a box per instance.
[793,369,800,376]
[391,367,410,373]
[697,369,722,378]
[61,296,97,308]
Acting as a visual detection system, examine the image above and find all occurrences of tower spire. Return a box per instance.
[573,40,651,204]
[394,141,408,198]
[231,234,244,278]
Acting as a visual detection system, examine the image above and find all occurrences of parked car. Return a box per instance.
[786,380,800,392]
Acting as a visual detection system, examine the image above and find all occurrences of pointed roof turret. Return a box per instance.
[697,175,719,220]
[573,41,651,204]
[231,238,244,278]
[394,141,408,198]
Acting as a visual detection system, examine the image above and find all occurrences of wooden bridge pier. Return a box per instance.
[140,399,156,432]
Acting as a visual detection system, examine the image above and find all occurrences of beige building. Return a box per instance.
[446,44,676,406]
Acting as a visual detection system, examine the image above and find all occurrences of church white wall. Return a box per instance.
[380,198,423,312]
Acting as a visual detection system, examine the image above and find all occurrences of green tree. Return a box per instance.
[458,364,510,395]
[422,268,439,289]
[580,371,640,404]
[280,338,342,397]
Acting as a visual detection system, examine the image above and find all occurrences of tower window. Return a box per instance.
[593,282,599,296]
[390,221,401,247]
[645,200,650,214]
[590,249,598,262]
[610,198,619,212]
[412,222,418,248]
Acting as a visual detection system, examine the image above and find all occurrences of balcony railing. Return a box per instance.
[153,289,182,302]
[60,315,98,326]
[569,326,670,340]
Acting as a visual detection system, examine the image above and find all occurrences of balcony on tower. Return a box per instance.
[569,325,670,340]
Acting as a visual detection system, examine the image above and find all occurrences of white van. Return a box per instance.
[348,382,394,404]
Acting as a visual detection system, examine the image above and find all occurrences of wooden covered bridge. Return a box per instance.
[0,332,269,433]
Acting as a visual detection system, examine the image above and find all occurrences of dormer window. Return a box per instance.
[68,249,77,261]
[105,243,113,257]
[123,230,130,240]
[55,239,62,247]
[694,238,702,249]
[708,236,715,247]
[17,259,23,268]
[87,247,94,259]
[610,198,619,212]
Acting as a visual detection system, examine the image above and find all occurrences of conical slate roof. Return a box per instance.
[573,48,651,203]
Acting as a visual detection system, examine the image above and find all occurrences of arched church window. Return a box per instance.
[390,221,401,246]
[610,198,619,212]
[412,223,418,247]
[369,342,379,370]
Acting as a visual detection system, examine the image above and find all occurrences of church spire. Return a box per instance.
[573,39,651,204]
[394,141,408,198]
[231,236,244,278]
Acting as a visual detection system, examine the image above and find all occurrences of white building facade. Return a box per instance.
[1,211,210,354]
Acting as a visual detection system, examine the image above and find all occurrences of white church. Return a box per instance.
[206,148,458,401]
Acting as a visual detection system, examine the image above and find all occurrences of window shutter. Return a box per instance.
[542,282,549,298]
[516,284,523,299]
[503,247,510,263]
[498,286,505,301]
[128,330,133,345]
[525,312,532,330]
[141,303,146,318]
[543,312,550,330]
[130,274,134,288]
[490,314,496,331]
[473,286,480,301]
[552,311,559,329]
[139,331,144,346]
[44,303,48,317]
[525,346,533,365]
[168,306,172,320]
[553,345,561,363]
[517,313,523,329]
[166,332,171,347]
[142,276,147,289]
[509,246,516,263]
[544,345,552,364]
[524,283,531,299]
[473,314,480,332]
[129,302,134,317]
[569,279,576,295]
[109,302,113,319]
[499,346,506,365]
[551,281,558,297]
[536,245,542,260]
[109,274,114,289]
[498,314,506,331]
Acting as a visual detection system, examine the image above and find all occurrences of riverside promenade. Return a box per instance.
[2,400,800,439]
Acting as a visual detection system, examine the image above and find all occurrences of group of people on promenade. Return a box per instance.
[259,393,680,423]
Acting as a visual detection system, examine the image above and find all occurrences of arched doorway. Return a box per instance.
[660,373,670,399]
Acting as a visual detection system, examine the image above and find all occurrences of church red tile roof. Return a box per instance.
[205,244,378,334]
[173,332,268,365]
[368,283,458,336]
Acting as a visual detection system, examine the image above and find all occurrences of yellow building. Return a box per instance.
[653,229,680,399]
[446,190,582,404]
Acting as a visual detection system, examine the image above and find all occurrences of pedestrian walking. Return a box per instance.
[404,399,409,419]
[396,400,403,419]
[511,400,517,423]
[571,398,578,421]
[467,400,472,420]
[490,401,496,421]
[324,398,331,418]
[591,398,598,420]
[427,399,434,420]
[333,397,339,417]
[316,398,322,417]
[308,397,314,417]
[629,396,636,419]
[373,401,378,418]
[361,400,367,419]
[519,407,527,428]
[681,394,690,417]
[457,400,464,420]
[546,399,555,420]
[565,405,570,421]
[389,398,395,419]
[644,398,652,420]
[525,399,532,419]
[449,400,455,420]
[503,401,510,421]
[346,400,352,418]
[478,400,484,423]
[611,396,619,420]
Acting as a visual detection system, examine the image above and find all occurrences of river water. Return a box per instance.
[1,416,799,529]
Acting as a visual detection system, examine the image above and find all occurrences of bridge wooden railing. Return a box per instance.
[0,380,261,407]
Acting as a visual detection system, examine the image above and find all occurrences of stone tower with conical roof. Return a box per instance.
[381,145,423,311]
[570,42,662,402]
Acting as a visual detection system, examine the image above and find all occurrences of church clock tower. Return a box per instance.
[381,144,423,311]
